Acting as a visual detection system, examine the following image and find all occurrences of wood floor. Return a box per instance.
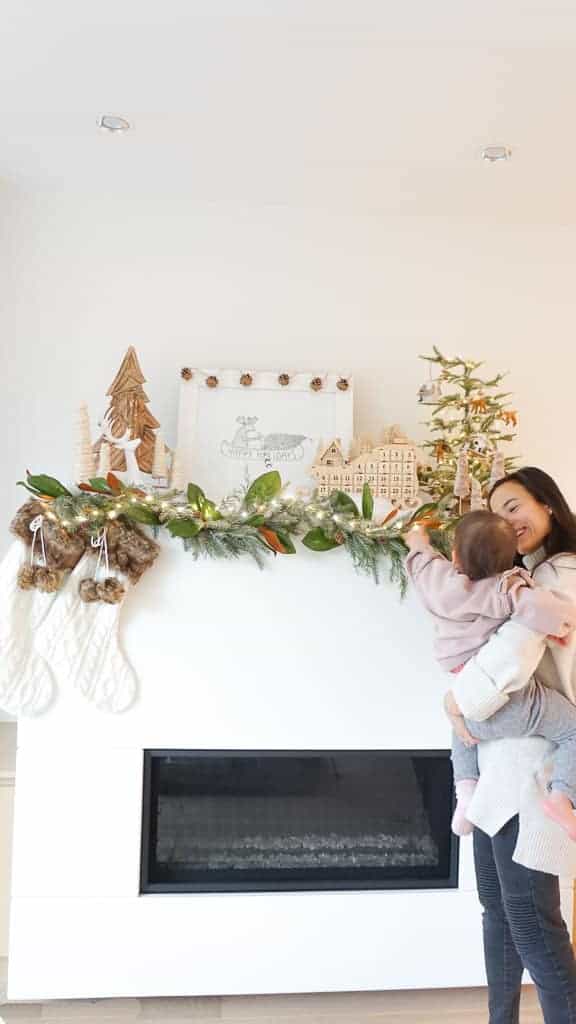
[0,975,544,1024]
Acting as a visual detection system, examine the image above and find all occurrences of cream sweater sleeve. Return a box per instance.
[450,621,545,721]
[451,553,576,722]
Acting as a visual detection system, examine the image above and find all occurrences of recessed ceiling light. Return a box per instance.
[97,114,131,133]
[481,145,512,163]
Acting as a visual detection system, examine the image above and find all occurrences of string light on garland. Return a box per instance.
[14,469,453,596]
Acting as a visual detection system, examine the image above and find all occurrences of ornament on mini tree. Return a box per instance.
[417,346,518,502]
[93,347,160,474]
[417,362,443,405]
[470,476,484,511]
[74,403,96,483]
[489,450,506,491]
[453,448,471,513]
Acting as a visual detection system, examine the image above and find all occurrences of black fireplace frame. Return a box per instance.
[140,748,459,894]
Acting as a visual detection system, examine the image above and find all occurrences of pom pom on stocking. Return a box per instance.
[17,563,65,594]
[79,578,99,603]
[34,566,65,593]
[17,565,36,590]
[79,577,126,604]
[98,578,125,604]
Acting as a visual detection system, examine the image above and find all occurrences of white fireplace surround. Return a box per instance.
[7,540,573,1000]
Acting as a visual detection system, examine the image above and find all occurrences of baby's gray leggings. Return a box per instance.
[452,679,576,803]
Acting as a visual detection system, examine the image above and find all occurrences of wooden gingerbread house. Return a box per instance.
[311,427,418,505]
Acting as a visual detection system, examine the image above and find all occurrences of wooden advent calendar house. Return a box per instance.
[310,428,419,505]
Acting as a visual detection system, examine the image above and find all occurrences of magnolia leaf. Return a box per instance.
[408,502,439,524]
[88,477,113,494]
[166,518,201,538]
[25,474,71,498]
[379,507,399,526]
[274,529,296,554]
[329,490,360,517]
[258,527,296,554]
[17,480,47,496]
[302,527,342,551]
[243,514,266,527]
[245,471,282,506]
[200,499,222,521]
[77,483,101,493]
[362,483,374,521]
[187,483,206,509]
[106,472,125,492]
[124,505,160,526]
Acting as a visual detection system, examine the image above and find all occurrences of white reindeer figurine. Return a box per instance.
[100,414,143,484]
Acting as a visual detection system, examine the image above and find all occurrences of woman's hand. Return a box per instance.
[444,690,478,748]
[444,689,461,716]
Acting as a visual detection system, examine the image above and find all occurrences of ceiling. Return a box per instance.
[2,1,576,219]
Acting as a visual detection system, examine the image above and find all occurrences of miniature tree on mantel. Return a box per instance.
[417,347,518,501]
[93,347,160,474]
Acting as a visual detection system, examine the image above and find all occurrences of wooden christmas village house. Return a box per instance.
[311,431,418,505]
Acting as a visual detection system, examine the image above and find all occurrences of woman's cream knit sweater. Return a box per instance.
[451,551,576,876]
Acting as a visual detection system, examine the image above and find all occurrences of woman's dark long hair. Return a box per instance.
[488,467,576,561]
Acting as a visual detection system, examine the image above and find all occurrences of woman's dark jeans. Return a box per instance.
[474,815,576,1023]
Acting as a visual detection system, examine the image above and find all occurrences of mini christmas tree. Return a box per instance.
[73,402,95,483]
[97,441,111,477]
[152,431,168,480]
[170,447,185,491]
[417,347,518,501]
[94,347,160,474]
[454,448,471,502]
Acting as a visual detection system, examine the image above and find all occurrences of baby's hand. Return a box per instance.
[500,567,534,595]
[444,692,478,747]
[450,714,479,748]
[404,524,431,551]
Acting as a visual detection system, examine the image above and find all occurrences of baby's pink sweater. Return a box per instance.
[406,545,576,670]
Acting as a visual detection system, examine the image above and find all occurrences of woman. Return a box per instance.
[446,467,576,1024]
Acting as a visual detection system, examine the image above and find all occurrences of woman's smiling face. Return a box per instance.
[489,480,552,555]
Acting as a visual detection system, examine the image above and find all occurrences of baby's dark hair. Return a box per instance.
[454,510,517,581]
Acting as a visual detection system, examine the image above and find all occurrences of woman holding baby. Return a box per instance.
[409,467,576,1023]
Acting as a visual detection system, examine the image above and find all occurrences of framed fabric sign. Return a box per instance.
[176,369,353,499]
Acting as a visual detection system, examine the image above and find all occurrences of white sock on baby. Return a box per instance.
[451,778,478,837]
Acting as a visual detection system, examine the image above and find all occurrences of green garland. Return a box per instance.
[17,471,455,597]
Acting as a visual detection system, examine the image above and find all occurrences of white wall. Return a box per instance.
[0,723,16,956]
[1,188,576,541]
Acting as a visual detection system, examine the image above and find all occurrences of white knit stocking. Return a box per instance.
[67,588,138,712]
[0,541,58,715]
[36,555,137,713]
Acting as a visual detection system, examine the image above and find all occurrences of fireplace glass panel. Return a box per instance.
[140,750,458,893]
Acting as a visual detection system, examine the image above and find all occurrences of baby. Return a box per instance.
[406,510,576,838]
